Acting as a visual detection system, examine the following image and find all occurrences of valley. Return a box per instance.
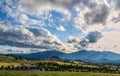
[0,54,120,74]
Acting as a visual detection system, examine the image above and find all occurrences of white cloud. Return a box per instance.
[2,0,120,31]
[88,31,120,54]
[0,21,78,53]
[18,14,44,27]
[0,21,62,50]
[66,36,89,50]
[73,0,120,33]
[18,0,72,20]
[56,25,66,32]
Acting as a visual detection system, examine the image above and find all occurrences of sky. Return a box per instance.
[0,0,120,54]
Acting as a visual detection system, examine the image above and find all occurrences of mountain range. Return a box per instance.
[11,50,120,63]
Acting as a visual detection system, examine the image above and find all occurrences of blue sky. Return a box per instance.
[0,1,83,42]
[0,0,120,54]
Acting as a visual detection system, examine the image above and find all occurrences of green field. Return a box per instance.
[0,71,120,76]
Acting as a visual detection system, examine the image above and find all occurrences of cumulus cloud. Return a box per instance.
[18,14,43,26]
[1,0,120,31]
[18,0,72,21]
[0,1,113,25]
[73,0,120,32]
[19,0,111,25]
[66,36,83,50]
[56,25,66,32]
[66,31,103,50]
[0,21,80,53]
[84,5,109,25]
[0,21,66,51]
[80,38,89,47]
[66,36,89,50]
[86,31,103,43]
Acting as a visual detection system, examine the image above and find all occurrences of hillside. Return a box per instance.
[0,55,120,73]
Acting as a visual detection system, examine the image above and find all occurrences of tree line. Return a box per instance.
[36,61,120,74]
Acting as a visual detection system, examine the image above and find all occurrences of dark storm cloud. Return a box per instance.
[80,38,89,47]
[84,5,109,25]
[86,31,103,43]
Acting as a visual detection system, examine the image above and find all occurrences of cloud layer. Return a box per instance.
[0,0,120,53]
[1,0,119,28]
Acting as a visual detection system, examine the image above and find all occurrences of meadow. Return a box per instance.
[0,71,120,76]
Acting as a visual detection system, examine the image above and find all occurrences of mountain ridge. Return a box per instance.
[7,50,120,63]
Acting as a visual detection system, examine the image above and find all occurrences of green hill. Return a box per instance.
[0,54,120,74]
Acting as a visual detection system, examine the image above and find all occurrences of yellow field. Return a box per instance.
[0,62,21,67]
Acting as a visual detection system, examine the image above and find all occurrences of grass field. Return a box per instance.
[0,71,120,76]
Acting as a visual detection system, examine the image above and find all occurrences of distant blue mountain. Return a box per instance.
[12,50,120,63]
[13,50,65,60]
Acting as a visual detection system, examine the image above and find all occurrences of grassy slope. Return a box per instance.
[0,71,120,76]
[0,55,120,75]
[0,55,97,67]
[0,55,32,67]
